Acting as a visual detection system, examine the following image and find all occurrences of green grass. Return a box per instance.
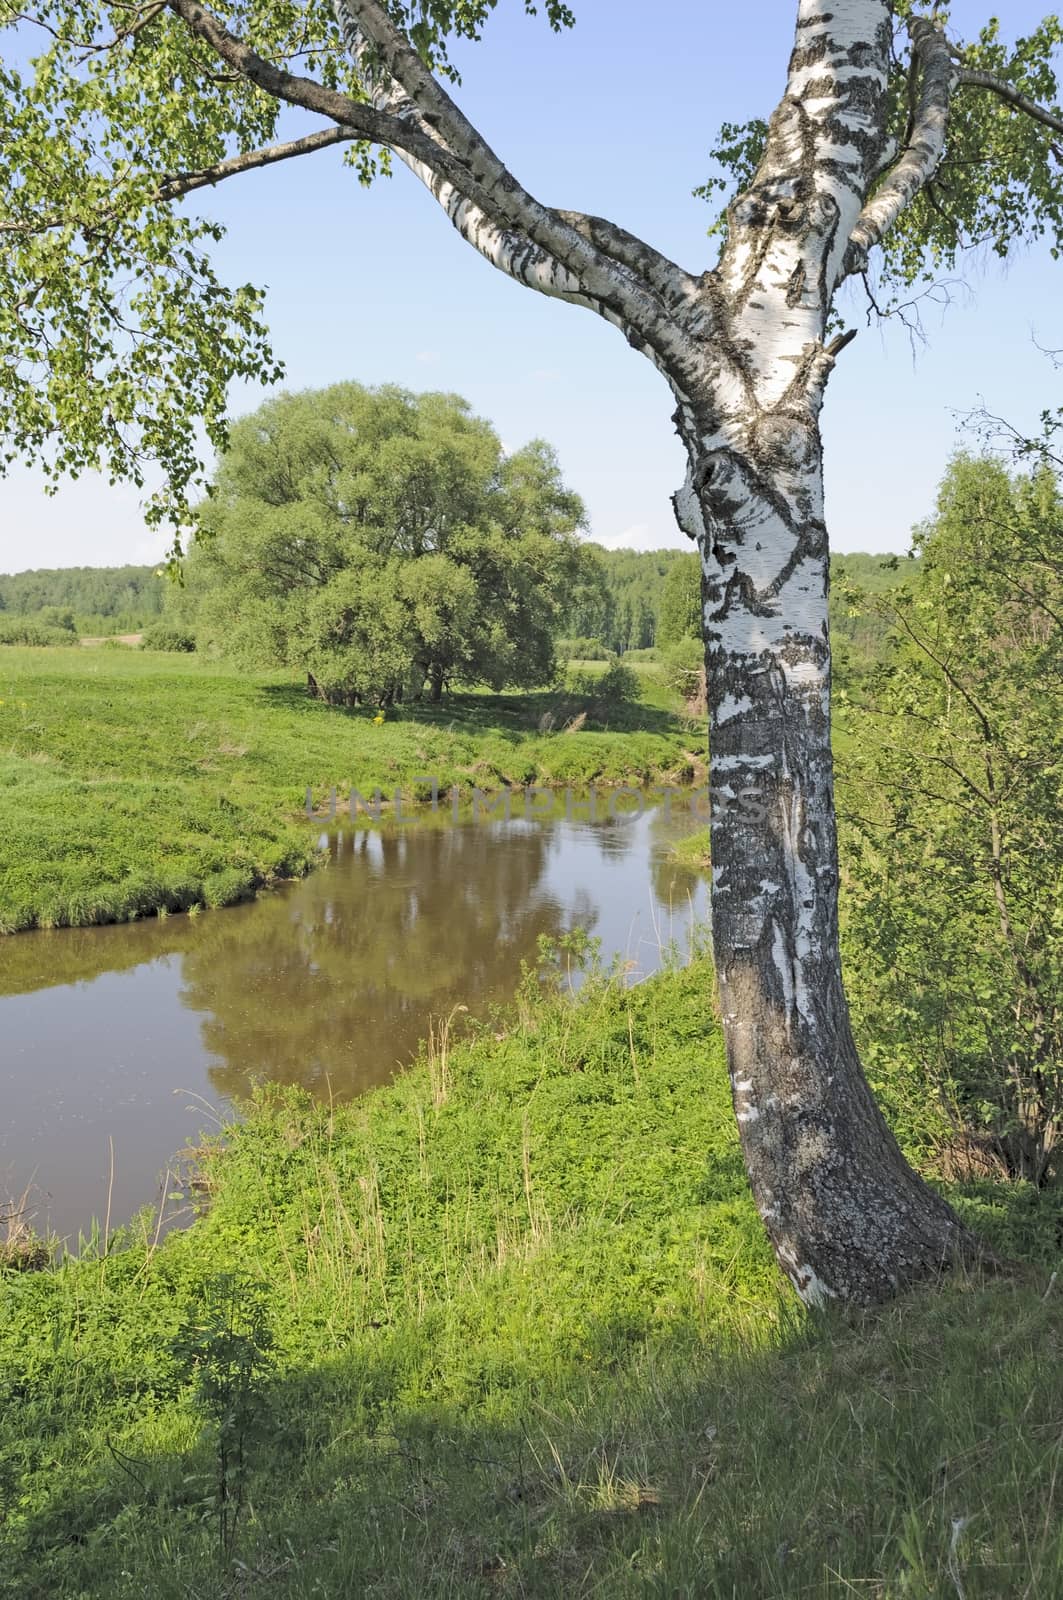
[1,952,1060,1597]
[0,648,703,932]
[670,825,711,870]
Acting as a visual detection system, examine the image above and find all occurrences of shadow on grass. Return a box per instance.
[257,684,690,743]
[6,1250,1062,1600]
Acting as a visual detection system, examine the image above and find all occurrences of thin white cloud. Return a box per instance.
[415,349,441,364]
[600,523,659,551]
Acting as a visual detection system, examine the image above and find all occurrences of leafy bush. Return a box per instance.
[567,654,643,702]
[660,637,704,696]
[0,617,80,647]
[556,635,610,661]
[37,605,77,633]
[140,621,197,652]
[840,457,1063,1185]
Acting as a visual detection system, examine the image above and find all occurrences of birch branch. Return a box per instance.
[329,5,696,310]
[0,129,363,238]
[164,3,586,304]
[842,17,956,275]
[161,0,698,368]
[332,0,696,340]
[955,67,1063,140]
[163,0,503,206]
[323,2,585,299]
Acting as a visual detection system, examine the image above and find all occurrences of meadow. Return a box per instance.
[0,647,701,933]
[1,948,1060,1597]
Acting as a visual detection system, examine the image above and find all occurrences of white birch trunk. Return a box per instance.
[664,1,984,1303]
[676,428,977,1303]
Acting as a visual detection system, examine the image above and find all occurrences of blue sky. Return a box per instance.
[0,0,1060,572]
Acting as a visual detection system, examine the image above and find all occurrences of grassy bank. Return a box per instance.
[1,952,1060,1596]
[0,648,701,933]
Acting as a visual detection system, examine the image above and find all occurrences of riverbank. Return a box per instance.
[1,951,1060,1596]
[0,648,703,933]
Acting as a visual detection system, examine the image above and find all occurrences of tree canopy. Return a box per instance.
[172,381,587,702]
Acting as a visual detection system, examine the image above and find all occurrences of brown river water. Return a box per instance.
[0,802,709,1245]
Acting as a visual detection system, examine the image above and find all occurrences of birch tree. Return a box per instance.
[2,0,1062,1303]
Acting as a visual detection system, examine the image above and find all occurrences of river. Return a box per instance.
[0,799,709,1245]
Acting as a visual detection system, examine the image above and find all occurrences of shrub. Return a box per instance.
[141,622,197,652]
[37,605,77,633]
[660,637,704,696]
[556,636,609,661]
[567,654,643,703]
[0,617,80,647]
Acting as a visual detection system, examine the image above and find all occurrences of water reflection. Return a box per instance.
[0,803,707,1242]
[181,820,590,1102]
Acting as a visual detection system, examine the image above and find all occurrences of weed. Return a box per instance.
[170,1273,275,1560]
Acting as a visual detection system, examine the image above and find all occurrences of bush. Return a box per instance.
[38,605,77,633]
[567,653,643,703]
[556,636,609,661]
[141,622,197,652]
[660,637,704,696]
[0,617,80,647]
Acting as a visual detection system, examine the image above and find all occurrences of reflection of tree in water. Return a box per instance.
[648,802,710,924]
[582,799,709,915]
[178,821,592,1103]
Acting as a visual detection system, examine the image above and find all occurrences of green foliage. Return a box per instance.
[556,635,609,660]
[139,620,195,652]
[656,552,701,646]
[839,455,1063,1184]
[0,953,1060,1595]
[694,117,769,236]
[885,16,1063,286]
[35,604,74,632]
[700,16,1063,312]
[556,547,693,654]
[566,653,643,703]
[831,551,923,674]
[0,565,164,623]
[659,635,705,700]
[0,2,576,534]
[179,383,586,704]
[170,1273,275,1559]
[0,616,79,647]
[0,646,694,931]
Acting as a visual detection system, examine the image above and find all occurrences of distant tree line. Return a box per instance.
[557,546,919,663]
[555,548,691,655]
[0,564,164,635]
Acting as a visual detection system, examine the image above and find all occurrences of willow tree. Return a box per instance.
[2,0,1062,1303]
